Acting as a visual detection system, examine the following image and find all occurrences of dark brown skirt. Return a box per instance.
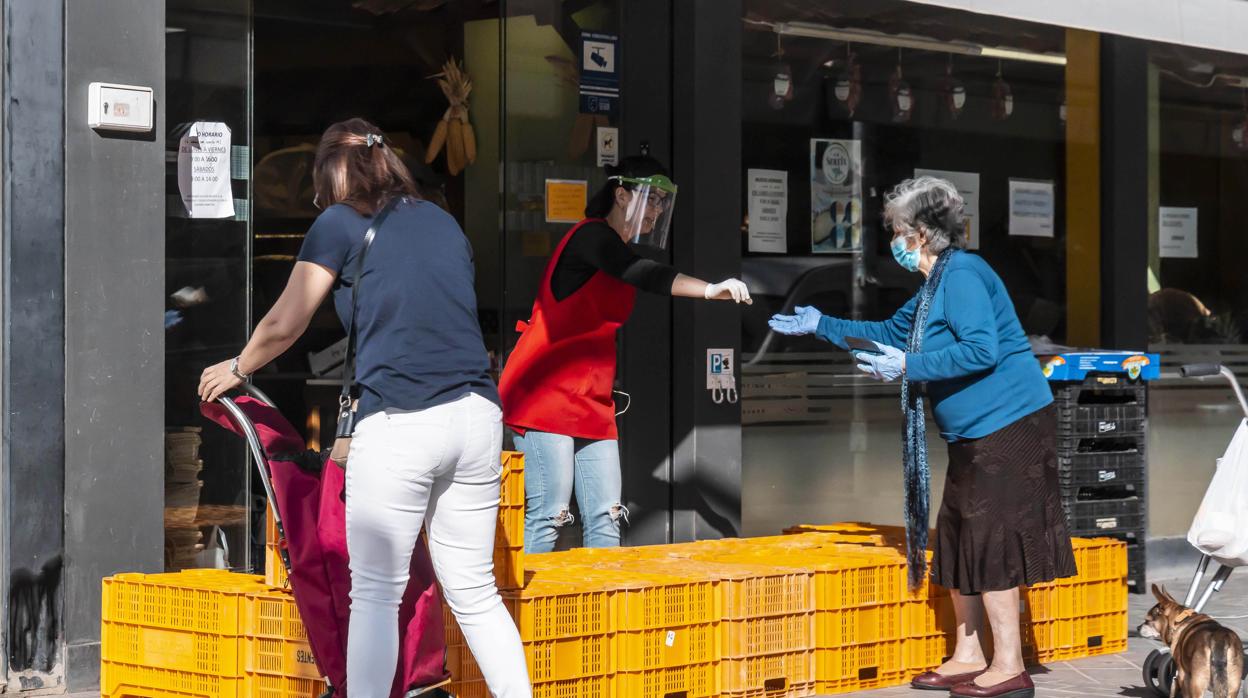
[929,404,1078,594]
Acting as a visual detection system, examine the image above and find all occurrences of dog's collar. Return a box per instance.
[1173,608,1199,626]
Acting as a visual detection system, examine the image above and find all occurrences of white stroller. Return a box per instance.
[1142,363,1248,697]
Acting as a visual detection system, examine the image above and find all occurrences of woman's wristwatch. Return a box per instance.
[230,356,250,381]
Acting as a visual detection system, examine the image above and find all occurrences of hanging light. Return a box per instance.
[770,34,793,110]
[941,54,966,119]
[889,49,913,123]
[991,60,1013,121]
[828,44,861,117]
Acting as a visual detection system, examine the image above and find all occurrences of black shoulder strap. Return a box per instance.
[340,197,401,408]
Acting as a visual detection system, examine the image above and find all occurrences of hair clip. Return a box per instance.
[366,133,384,148]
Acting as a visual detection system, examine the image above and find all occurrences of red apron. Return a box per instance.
[499,219,637,440]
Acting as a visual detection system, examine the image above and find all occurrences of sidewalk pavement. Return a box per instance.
[70,573,1248,698]
[860,572,1248,698]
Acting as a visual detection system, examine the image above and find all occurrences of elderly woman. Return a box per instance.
[770,177,1075,698]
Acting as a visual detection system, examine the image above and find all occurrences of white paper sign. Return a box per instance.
[178,122,235,219]
[1159,207,1198,258]
[596,127,618,167]
[747,169,788,253]
[1008,179,1055,238]
[914,168,980,249]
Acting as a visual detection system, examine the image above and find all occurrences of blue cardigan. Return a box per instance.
[816,250,1052,441]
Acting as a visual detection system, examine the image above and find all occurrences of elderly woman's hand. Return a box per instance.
[768,305,823,336]
[855,342,906,382]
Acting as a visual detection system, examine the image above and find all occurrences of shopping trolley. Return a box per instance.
[1142,363,1248,697]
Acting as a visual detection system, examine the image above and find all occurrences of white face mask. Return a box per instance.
[952,86,966,110]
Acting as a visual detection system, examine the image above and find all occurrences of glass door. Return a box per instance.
[164,0,254,572]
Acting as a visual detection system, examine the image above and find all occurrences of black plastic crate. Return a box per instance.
[1057,434,1146,458]
[1052,380,1146,408]
[1059,462,1146,490]
[1065,497,1146,535]
[1056,408,1146,438]
[1061,480,1145,502]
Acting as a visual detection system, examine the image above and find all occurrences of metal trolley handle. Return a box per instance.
[214,383,292,577]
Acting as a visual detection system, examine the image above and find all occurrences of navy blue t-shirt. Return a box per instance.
[297,198,499,419]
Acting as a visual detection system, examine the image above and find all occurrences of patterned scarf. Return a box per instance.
[901,248,955,589]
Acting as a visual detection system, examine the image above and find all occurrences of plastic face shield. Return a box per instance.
[614,175,677,249]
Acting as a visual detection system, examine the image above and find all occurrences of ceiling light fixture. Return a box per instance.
[765,21,1067,67]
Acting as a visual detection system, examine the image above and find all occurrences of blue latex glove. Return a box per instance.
[768,305,823,336]
[854,342,906,382]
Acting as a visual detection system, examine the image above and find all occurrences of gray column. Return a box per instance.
[5,0,66,690]
[670,0,744,542]
[63,1,166,690]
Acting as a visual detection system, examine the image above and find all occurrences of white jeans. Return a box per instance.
[345,393,531,698]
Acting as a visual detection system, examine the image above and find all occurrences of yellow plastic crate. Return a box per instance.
[503,580,613,641]
[102,661,247,698]
[532,674,613,698]
[525,566,719,630]
[524,634,614,682]
[244,590,306,641]
[616,623,718,671]
[103,571,268,636]
[247,674,327,698]
[244,636,321,681]
[814,641,907,694]
[621,559,814,620]
[500,451,525,507]
[903,594,956,639]
[494,544,525,592]
[1071,538,1128,582]
[903,633,953,674]
[719,613,811,658]
[102,623,243,677]
[616,661,717,698]
[264,543,289,590]
[816,603,905,649]
[721,649,815,697]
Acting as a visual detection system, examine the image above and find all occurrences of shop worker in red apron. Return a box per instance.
[499,156,751,553]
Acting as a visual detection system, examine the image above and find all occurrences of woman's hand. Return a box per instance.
[855,342,906,382]
[704,278,752,304]
[768,305,822,336]
[199,359,244,403]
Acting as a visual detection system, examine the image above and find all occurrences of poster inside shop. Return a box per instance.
[914,168,980,249]
[747,169,788,253]
[579,33,619,115]
[1159,206,1198,258]
[1008,179,1055,238]
[544,179,588,224]
[177,121,234,219]
[810,139,862,253]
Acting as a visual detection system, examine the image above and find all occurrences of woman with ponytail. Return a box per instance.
[499,154,751,553]
[200,118,531,697]
[770,177,1075,698]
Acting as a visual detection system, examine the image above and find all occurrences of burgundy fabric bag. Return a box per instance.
[201,395,449,697]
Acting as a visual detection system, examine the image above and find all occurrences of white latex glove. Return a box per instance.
[705,278,753,304]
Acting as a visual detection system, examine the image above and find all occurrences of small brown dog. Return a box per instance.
[1137,584,1244,698]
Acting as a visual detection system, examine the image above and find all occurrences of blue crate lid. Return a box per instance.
[1036,351,1161,382]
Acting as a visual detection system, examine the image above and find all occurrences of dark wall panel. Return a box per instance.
[5,0,67,688]
[63,0,166,690]
[671,0,744,541]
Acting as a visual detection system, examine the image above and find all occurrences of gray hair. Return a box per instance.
[883,176,967,254]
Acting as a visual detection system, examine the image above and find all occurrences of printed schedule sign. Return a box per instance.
[1008,179,1055,238]
[747,169,788,253]
[177,122,234,219]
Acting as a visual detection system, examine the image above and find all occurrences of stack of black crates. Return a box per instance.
[1052,373,1148,592]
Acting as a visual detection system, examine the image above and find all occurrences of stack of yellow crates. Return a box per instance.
[100,569,324,698]
[103,460,1129,698]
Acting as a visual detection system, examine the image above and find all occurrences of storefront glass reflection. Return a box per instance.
[737,2,1071,534]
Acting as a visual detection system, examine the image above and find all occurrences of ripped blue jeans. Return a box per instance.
[513,431,627,553]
